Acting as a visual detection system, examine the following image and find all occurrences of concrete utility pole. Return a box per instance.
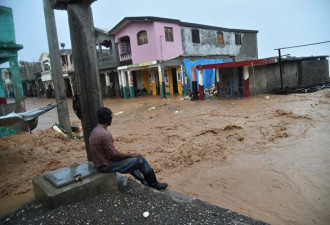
[51,0,102,161]
[43,0,72,137]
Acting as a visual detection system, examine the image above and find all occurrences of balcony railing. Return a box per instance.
[120,52,132,61]
[97,54,118,69]
[59,54,119,72]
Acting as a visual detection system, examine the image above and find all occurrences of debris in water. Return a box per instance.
[114,111,124,116]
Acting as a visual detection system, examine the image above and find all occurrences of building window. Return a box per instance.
[217,32,224,45]
[120,36,131,53]
[137,31,148,45]
[43,60,51,71]
[165,27,174,42]
[235,33,242,45]
[192,29,200,43]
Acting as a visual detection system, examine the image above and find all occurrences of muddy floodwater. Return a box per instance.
[1,90,330,225]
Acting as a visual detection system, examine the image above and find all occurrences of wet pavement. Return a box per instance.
[0,176,268,225]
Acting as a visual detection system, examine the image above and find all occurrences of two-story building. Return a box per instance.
[40,49,74,98]
[95,28,121,98]
[108,16,258,98]
[37,17,259,100]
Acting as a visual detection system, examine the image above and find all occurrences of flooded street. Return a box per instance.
[1,90,330,225]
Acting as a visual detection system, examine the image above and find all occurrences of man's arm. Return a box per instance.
[111,152,141,160]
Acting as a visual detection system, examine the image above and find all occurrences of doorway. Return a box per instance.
[237,67,245,97]
[171,68,178,94]
[219,69,234,98]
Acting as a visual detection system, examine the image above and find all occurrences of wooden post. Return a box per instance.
[43,0,72,137]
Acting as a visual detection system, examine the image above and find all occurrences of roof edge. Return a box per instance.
[180,22,258,33]
[109,16,258,35]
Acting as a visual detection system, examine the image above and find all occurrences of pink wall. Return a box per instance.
[115,21,183,64]
[154,21,183,61]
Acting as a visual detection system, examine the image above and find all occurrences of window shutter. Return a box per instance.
[192,29,200,43]
[218,33,224,45]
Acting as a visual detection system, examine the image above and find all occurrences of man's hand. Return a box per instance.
[130,153,142,158]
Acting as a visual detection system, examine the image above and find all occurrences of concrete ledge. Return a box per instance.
[32,172,118,209]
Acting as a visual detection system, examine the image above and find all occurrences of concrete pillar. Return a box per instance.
[150,71,157,96]
[66,2,103,160]
[128,71,134,98]
[118,71,123,98]
[98,43,102,55]
[198,69,204,100]
[177,67,183,95]
[158,65,165,99]
[43,0,72,137]
[216,68,220,97]
[105,73,110,86]
[9,57,24,111]
[243,65,250,97]
[181,65,187,95]
[0,76,6,102]
[191,66,198,100]
[68,54,72,70]
[120,70,128,99]
[105,72,111,96]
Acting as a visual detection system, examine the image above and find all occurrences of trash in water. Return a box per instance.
[52,124,66,136]
[114,111,124,116]
[148,106,156,110]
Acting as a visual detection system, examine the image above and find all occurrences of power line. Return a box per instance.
[274,41,330,50]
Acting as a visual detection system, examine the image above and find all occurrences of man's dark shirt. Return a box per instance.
[89,124,119,168]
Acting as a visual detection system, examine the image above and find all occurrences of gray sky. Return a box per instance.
[1,0,330,64]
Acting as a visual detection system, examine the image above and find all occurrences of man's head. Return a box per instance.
[97,107,113,126]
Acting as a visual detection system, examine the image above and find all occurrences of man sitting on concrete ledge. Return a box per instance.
[89,107,167,190]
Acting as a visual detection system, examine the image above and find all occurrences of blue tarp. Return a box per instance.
[183,58,233,90]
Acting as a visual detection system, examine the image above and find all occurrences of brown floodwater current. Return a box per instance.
[1,90,330,225]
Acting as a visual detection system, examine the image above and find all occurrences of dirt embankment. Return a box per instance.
[1,90,330,225]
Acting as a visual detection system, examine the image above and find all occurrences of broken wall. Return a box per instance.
[300,58,330,86]
[249,57,329,94]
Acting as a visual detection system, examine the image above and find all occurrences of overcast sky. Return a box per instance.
[1,0,330,64]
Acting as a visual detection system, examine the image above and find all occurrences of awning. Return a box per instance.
[196,57,278,70]
[117,60,158,71]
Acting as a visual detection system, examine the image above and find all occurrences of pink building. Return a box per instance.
[111,17,183,65]
[106,16,258,99]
